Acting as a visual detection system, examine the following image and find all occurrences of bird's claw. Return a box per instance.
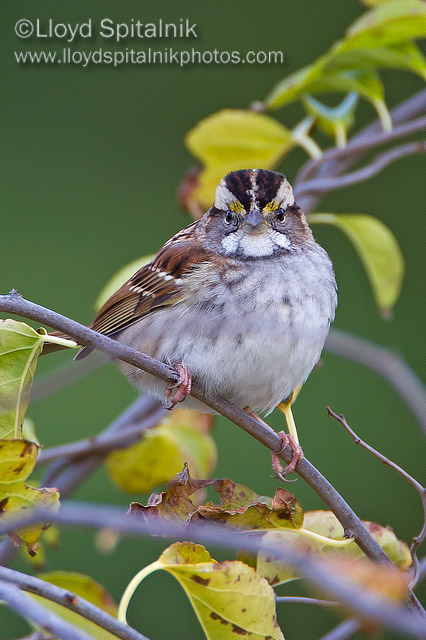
[271,431,304,481]
[165,364,192,409]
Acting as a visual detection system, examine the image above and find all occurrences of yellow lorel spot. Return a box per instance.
[228,200,245,213]
[263,200,279,213]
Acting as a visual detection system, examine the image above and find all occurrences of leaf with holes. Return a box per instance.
[0,319,77,439]
[119,542,284,640]
[0,439,60,555]
[309,213,404,315]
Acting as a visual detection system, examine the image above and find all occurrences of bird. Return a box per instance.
[54,169,338,474]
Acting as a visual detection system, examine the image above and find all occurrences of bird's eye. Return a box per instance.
[225,210,234,224]
[276,208,286,223]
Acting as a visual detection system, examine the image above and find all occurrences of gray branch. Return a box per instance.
[297,89,426,213]
[296,141,426,197]
[0,502,425,638]
[319,618,361,640]
[37,402,167,468]
[0,566,149,640]
[325,328,426,436]
[0,291,394,565]
[0,579,93,640]
[295,114,426,187]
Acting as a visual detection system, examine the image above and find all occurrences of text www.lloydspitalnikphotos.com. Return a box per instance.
[13,17,285,68]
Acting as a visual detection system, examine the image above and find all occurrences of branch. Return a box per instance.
[0,394,164,566]
[0,291,394,565]
[296,89,426,213]
[37,404,167,468]
[319,619,362,640]
[325,329,426,436]
[419,556,426,585]
[275,596,339,607]
[296,141,426,197]
[0,579,93,640]
[0,566,150,640]
[295,114,426,186]
[1,502,425,637]
[327,407,426,586]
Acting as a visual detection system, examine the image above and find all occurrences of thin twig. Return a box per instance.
[325,328,426,436]
[0,291,395,565]
[295,114,426,186]
[1,502,425,637]
[327,407,426,587]
[0,566,150,640]
[0,579,93,640]
[418,556,426,585]
[319,618,362,640]
[275,596,339,607]
[296,141,426,197]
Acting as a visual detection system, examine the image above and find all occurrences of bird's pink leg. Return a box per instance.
[165,363,192,409]
[243,407,303,481]
[272,431,304,480]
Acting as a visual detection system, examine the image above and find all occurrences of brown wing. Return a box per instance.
[90,220,209,338]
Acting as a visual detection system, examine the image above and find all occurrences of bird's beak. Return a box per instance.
[244,208,265,233]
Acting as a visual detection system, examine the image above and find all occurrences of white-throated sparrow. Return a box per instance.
[79,169,337,438]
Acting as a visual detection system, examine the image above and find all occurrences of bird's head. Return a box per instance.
[204,169,313,258]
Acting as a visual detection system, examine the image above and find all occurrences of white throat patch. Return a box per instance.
[222,228,290,257]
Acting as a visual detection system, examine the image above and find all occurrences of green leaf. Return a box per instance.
[256,510,411,586]
[302,93,358,146]
[309,213,404,314]
[265,69,391,130]
[325,40,426,79]
[119,542,284,640]
[348,0,426,48]
[106,409,217,494]
[0,439,60,555]
[31,571,118,640]
[185,109,295,208]
[0,320,77,439]
[95,255,154,310]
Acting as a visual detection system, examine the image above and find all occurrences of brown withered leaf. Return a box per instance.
[128,464,215,525]
[198,483,303,531]
[129,466,303,533]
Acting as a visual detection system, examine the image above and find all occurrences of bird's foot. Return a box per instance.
[272,431,304,481]
[165,364,192,409]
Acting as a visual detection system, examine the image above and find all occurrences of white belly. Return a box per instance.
[117,248,337,415]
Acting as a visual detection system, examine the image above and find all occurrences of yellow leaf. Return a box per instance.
[32,571,118,640]
[185,109,294,208]
[309,213,404,314]
[256,510,411,587]
[0,439,60,554]
[106,410,217,493]
[119,542,284,639]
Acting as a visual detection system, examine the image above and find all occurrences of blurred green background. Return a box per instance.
[2,0,425,638]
